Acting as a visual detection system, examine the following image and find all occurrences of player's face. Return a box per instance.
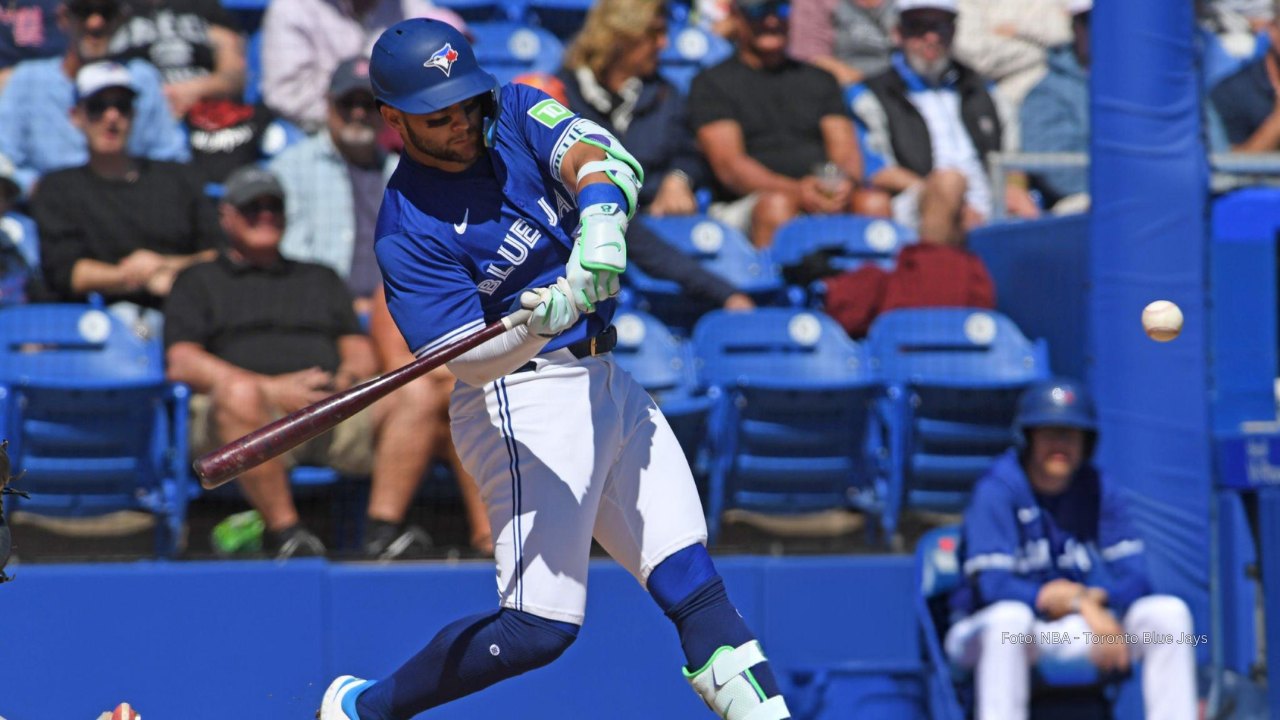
[74,88,135,156]
[1025,426,1086,495]
[390,96,486,170]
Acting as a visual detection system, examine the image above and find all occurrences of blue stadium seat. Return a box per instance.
[524,0,591,41]
[434,0,522,23]
[916,525,1116,720]
[627,215,785,335]
[467,21,564,86]
[769,214,915,272]
[866,308,1050,540]
[610,310,711,474]
[691,308,886,544]
[0,304,194,557]
[658,24,732,95]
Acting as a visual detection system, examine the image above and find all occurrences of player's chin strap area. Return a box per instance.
[684,641,791,720]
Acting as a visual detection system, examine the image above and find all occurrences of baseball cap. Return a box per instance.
[1065,0,1092,15]
[221,165,284,207]
[897,0,957,13]
[329,57,373,98]
[75,61,138,102]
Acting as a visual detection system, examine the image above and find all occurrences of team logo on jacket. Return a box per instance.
[425,43,459,76]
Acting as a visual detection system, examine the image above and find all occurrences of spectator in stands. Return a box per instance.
[793,170,994,337]
[164,165,435,560]
[788,0,896,87]
[0,0,187,198]
[259,0,467,133]
[0,0,68,92]
[1019,0,1090,212]
[1211,0,1280,152]
[369,284,493,555]
[108,0,275,185]
[31,61,218,335]
[689,0,877,249]
[950,0,1071,151]
[269,57,394,318]
[0,154,43,304]
[945,378,1198,720]
[850,0,1040,230]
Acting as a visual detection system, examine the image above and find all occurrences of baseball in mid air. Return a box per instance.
[1142,300,1183,342]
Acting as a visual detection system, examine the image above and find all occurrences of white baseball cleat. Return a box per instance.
[317,675,373,720]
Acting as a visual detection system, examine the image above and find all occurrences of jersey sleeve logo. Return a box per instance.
[527,98,573,129]
[425,43,459,76]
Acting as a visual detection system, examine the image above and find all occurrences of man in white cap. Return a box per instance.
[30,60,218,334]
[0,0,185,198]
[850,0,1041,230]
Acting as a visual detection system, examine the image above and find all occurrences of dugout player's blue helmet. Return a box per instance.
[370,18,499,115]
[1014,377,1098,450]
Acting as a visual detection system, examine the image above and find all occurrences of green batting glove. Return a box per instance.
[567,203,627,311]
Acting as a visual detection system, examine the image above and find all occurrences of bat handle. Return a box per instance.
[503,308,533,330]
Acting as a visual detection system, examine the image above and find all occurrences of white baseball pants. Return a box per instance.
[944,595,1197,720]
[450,348,709,625]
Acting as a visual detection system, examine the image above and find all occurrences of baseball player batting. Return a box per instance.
[318,18,791,720]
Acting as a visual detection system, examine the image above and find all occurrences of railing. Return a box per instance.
[986,152,1280,220]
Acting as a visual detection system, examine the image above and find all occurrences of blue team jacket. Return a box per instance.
[950,449,1152,621]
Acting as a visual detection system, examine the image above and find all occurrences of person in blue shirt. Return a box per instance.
[317,19,791,720]
[0,0,187,199]
[944,378,1197,720]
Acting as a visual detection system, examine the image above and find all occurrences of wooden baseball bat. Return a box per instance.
[193,308,533,490]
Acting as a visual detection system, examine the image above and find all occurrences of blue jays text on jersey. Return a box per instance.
[374,84,621,360]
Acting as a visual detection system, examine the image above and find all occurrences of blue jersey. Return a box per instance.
[375,84,617,358]
[950,449,1152,620]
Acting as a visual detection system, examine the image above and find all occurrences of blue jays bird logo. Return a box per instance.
[425,43,459,76]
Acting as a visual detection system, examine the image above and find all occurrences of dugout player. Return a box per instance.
[318,18,791,720]
[945,379,1197,719]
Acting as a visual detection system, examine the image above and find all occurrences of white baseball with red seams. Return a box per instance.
[1142,300,1183,342]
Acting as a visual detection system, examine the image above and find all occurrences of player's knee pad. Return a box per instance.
[684,640,791,720]
[492,608,579,674]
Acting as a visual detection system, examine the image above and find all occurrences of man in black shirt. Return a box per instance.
[31,60,219,335]
[164,165,433,560]
[688,0,876,248]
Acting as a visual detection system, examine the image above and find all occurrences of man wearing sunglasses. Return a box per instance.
[0,0,186,199]
[689,0,878,249]
[270,57,397,319]
[850,0,1039,231]
[30,61,219,336]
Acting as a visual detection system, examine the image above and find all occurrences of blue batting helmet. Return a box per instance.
[370,18,498,115]
[1013,378,1097,442]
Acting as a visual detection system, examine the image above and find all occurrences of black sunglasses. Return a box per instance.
[67,2,121,20]
[336,94,378,114]
[899,13,956,39]
[237,197,284,216]
[739,0,790,22]
[83,93,134,120]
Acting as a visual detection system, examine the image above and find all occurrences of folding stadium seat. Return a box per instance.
[866,308,1050,542]
[916,525,1116,720]
[627,215,785,335]
[691,308,886,544]
[769,214,916,306]
[523,0,591,41]
[0,304,194,557]
[658,23,733,95]
[466,21,564,86]
[609,310,712,476]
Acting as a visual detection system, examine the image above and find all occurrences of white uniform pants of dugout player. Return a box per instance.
[944,595,1197,720]
[450,348,709,625]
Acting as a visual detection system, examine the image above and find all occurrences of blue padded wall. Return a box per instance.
[1090,0,1212,661]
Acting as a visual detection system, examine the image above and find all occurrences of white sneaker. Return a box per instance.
[317,675,373,720]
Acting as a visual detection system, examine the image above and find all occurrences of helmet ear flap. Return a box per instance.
[481,87,500,148]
